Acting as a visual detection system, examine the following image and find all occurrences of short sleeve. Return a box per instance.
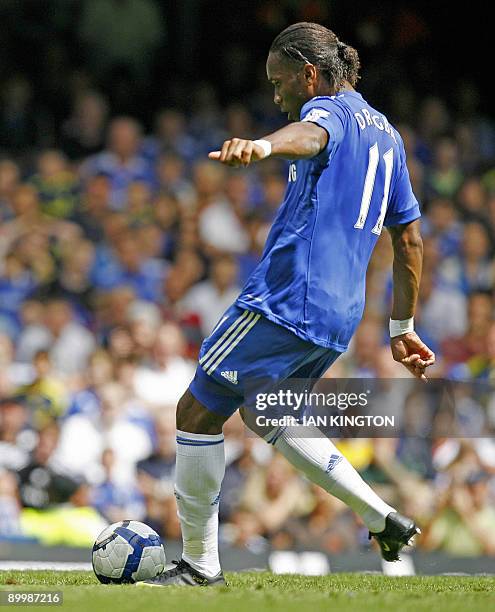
[383,143,421,227]
[300,98,345,155]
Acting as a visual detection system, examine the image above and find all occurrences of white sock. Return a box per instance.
[175,429,225,577]
[269,425,395,533]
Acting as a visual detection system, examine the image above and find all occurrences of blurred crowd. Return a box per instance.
[1,1,495,559]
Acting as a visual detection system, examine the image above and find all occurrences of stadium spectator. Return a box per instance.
[133,322,195,410]
[277,485,360,553]
[136,412,177,535]
[126,300,162,360]
[17,350,68,427]
[91,229,168,302]
[426,137,463,199]
[0,334,33,394]
[0,397,32,472]
[220,437,267,524]
[438,222,495,295]
[0,469,22,537]
[71,175,111,243]
[17,422,82,509]
[422,198,462,258]
[415,240,467,352]
[0,185,48,252]
[29,150,79,219]
[16,299,95,376]
[126,181,154,226]
[180,254,241,337]
[92,448,145,523]
[347,319,387,377]
[422,471,495,556]
[61,90,109,161]
[238,455,313,538]
[0,159,20,221]
[441,292,493,374]
[34,239,96,325]
[0,252,37,338]
[83,117,154,209]
[54,382,152,486]
[195,161,249,255]
[236,212,269,285]
[457,177,488,219]
[144,111,200,168]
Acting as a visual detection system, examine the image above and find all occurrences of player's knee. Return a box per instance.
[176,389,227,434]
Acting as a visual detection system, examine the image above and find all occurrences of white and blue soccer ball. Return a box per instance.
[92,520,166,584]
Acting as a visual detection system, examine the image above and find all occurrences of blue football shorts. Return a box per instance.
[189,304,342,417]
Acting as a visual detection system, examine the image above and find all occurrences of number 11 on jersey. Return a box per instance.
[354,143,394,235]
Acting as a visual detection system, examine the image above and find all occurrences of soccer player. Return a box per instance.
[142,22,435,586]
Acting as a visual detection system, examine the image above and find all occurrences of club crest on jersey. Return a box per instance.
[288,163,297,182]
[302,108,330,123]
[221,370,238,385]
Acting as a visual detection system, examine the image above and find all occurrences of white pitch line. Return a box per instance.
[0,562,92,571]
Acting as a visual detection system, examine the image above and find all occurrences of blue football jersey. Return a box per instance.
[236,91,420,351]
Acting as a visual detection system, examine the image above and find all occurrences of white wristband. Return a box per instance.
[389,317,414,338]
[253,139,272,159]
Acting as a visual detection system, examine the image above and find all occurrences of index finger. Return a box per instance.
[208,151,221,160]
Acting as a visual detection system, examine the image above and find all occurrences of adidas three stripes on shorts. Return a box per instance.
[189,304,342,417]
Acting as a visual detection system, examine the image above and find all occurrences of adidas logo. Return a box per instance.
[221,370,238,385]
[326,454,343,473]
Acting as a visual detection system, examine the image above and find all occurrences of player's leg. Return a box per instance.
[241,410,419,560]
[241,405,394,532]
[142,305,259,587]
[176,387,227,433]
[174,390,228,580]
[140,390,232,587]
[240,350,419,560]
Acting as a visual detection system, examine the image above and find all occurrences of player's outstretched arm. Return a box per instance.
[208,122,328,166]
[388,219,435,380]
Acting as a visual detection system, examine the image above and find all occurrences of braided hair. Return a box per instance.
[270,22,361,89]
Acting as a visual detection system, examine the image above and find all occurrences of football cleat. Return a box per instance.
[136,559,226,587]
[369,512,421,562]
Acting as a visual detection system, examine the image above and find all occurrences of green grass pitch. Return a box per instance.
[0,570,494,612]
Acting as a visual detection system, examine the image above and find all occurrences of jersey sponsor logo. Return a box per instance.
[221,370,238,385]
[302,108,330,122]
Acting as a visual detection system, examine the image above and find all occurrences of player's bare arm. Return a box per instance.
[388,219,435,380]
[208,121,328,166]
